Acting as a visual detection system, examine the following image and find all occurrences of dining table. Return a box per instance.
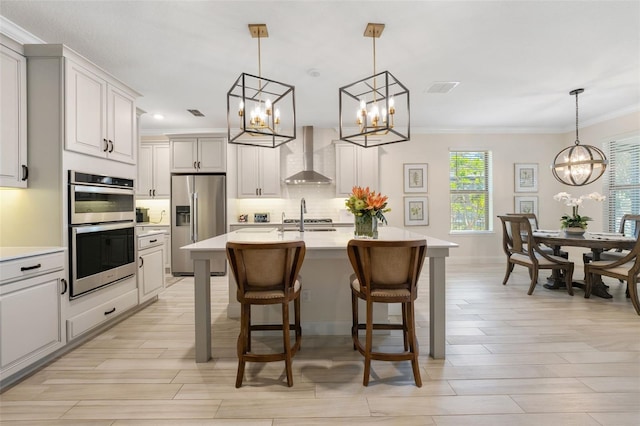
[532,230,635,298]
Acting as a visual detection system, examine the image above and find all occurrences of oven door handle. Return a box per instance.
[72,184,134,196]
[72,221,135,234]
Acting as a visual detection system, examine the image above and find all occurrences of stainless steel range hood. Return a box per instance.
[284,126,332,184]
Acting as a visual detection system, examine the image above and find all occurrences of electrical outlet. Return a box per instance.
[302,289,311,302]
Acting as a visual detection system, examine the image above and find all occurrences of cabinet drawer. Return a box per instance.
[67,289,138,340]
[138,233,165,250]
[0,251,65,284]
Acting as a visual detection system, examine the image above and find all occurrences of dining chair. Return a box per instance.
[506,213,568,258]
[346,238,427,387]
[498,215,575,295]
[226,240,306,387]
[584,234,640,315]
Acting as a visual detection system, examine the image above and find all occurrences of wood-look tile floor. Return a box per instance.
[2,263,639,425]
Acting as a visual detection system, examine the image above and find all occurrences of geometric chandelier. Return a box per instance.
[339,23,410,148]
[227,24,296,148]
[551,88,608,186]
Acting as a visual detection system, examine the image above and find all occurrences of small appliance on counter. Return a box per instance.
[254,212,270,223]
[136,207,149,223]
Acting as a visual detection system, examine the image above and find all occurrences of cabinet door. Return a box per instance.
[237,145,261,197]
[0,274,62,369]
[170,138,197,172]
[357,145,379,190]
[197,137,226,172]
[65,59,108,157]
[137,144,153,197]
[106,85,136,164]
[139,248,164,302]
[335,143,358,196]
[153,144,171,197]
[258,147,281,197]
[0,45,27,188]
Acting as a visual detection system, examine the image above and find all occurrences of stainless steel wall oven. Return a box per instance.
[68,171,136,299]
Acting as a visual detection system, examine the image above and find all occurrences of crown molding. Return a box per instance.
[0,16,44,44]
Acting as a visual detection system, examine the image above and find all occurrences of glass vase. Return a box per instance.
[354,214,378,239]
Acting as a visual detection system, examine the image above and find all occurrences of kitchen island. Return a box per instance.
[182,226,458,363]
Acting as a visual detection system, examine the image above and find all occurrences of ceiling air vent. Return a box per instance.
[187,109,205,117]
[426,81,460,94]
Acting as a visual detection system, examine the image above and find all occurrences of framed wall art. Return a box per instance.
[514,196,538,216]
[403,163,428,193]
[514,163,538,192]
[404,196,429,226]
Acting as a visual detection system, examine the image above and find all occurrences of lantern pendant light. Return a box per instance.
[338,23,410,148]
[227,24,296,148]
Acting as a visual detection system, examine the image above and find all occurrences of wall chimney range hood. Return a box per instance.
[284,126,332,184]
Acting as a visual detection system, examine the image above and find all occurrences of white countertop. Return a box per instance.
[181,226,458,252]
[0,246,66,262]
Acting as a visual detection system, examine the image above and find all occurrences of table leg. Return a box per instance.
[429,256,446,359]
[194,258,212,362]
[585,249,613,299]
[543,244,566,290]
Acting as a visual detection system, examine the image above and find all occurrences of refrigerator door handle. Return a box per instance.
[193,192,199,242]
[189,192,195,243]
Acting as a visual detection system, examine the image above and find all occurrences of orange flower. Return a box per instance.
[366,192,388,210]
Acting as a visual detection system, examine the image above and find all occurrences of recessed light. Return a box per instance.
[152,113,164,120]
[188,109,205,117]
[307,68,321,77]
[425,81,460,94]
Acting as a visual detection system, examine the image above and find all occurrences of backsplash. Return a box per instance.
[135,198,170,225]
[233,196,350,224]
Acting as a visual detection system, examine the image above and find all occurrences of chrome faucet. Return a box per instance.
[300,198,307,232]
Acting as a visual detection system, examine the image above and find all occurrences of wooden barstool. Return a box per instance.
[347,239,427,387]
[226,241,306,387]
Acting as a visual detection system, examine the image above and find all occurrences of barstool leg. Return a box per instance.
[282,302,293,387]
[363,299,374,386]
[406,301,422,387]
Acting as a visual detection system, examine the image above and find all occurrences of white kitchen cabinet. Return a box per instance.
[137,225,171,271]
[335,142,379,196]
[237,145,281,198]
[0,249,66,382]
[137,142,170,198]
[0,41,28,188]
[65,58,137,164]
[137,232,165,303]
[170,135,226,173]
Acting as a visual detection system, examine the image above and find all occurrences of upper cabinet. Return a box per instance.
[170,135,226,173]
[137,142,170,198]
[0,41,28,188]
[237,145,281,198]
[335,142,379,196]
[24,44,140,167]
[65,59,136,164]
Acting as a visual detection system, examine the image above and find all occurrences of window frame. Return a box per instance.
[604,134,640,234]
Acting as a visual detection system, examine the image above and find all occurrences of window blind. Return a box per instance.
[605,135,640,234]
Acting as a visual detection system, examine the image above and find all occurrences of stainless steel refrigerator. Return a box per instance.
[171,174,226,276]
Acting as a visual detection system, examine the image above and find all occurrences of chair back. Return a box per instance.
[620,214,640,239]
[507,212,539,230]
[499,215,535,257]
[226,241,306,297]
[347,239,427,299]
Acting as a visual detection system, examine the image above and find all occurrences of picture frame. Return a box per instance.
[514,196,538,216]
[404,196,429,226]
[403,163,428,193]
[514,163,538,192]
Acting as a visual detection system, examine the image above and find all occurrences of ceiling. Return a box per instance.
[1,1,639,135]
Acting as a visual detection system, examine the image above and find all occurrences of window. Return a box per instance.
[605,135,640,233]
[450,150,492,231]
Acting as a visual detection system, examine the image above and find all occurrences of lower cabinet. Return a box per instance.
[0,251,66,382]
[137,233,166,303]
[66,289,138,340]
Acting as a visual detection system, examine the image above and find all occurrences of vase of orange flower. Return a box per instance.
[345,186,390,239]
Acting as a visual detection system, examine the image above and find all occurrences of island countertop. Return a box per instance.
[181,226,458,252]
[181,226,458,363]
